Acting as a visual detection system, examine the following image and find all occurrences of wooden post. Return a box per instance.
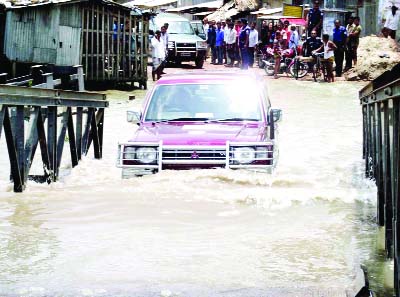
[47,106,57,181]
[43,73,54,89]
[73,65,85,91]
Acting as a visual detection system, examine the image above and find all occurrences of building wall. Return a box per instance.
[4,5,81,66]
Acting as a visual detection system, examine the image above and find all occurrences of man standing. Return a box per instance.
[260,20,269,47]
[224,22,237,67]
[344,16,354,71]
[238,19,250,70]
[382,5,400,39]
[215,22,224,64]
[332,19,347,77]
[248,22,258,67]
[151,30,166,81]
[306,0,324,37]
[350,16,362,66]
[207,22,217,64]
[223,18,232,64]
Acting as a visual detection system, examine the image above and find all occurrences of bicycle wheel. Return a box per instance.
[289,60,308,79]
[322,64,328,82]
[312,63,320,82]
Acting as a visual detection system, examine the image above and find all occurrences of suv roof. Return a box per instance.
[153,12,190,21]
[156,71,265,85]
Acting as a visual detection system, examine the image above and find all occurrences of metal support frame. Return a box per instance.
[0,83,108,192]
[360,77,400,296]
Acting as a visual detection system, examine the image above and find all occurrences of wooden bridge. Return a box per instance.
[360,64,400,297]
[0,66,108,192]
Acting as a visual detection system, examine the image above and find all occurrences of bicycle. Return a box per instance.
[311,52,328,82]
[263,48,308,79]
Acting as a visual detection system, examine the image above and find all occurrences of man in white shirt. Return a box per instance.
[151,30,166,81]
[382,5,400,39]
[223,22,237,67]
[248,22,258,67]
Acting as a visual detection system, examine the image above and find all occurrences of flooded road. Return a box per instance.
[0,70,393,296]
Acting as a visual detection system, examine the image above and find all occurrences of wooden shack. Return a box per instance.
[1,0,149,88]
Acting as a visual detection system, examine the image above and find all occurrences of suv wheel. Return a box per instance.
[195,57,204,68]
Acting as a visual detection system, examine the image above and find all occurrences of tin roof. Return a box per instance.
[0,0,130,10]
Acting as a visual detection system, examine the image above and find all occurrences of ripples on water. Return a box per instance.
[0,79,392,296]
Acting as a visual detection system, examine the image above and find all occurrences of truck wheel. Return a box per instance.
[195,58,204,68]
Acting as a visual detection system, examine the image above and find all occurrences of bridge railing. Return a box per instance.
[360,65,400,296]
[0,68,108,192]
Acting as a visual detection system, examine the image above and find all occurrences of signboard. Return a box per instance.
[282,3,303,18]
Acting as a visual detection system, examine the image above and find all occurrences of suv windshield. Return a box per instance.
[145,83,262,122]
[156,21,194,34]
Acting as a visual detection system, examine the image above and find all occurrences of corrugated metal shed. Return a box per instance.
[1,0,149,87]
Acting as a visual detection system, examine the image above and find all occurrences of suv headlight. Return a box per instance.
[136,147,157,163]
[124,147,136,160]
[196,40,207,49]
[233,147,255,164]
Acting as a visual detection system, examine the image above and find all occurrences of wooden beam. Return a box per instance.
[76,107,83,160]
[47,106,57,181]
[15,106,25,184]
[90,108,101,159]
[36,108,50,182]
[23,107,40,183]
[82,108,94,155]
[0,94,108,108]
[3,107,23,192]
[67,107,79,167]
[56,108,70,171]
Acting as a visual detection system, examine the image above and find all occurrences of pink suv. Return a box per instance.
[117,71,282,178]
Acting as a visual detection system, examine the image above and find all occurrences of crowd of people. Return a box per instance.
[150,0,399,82]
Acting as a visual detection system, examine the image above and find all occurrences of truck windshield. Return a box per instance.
[159,21,194,34]
[145,83,262,122]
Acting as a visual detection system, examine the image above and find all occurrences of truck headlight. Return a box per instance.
[196,40,207,49]
[136,147,157,163]
[124,147,136,160]
[168,41,175,49]
[233,147,255,164]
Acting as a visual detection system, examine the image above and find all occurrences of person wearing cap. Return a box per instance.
[151,30,166,81]
[238,18,250,69]
[306,0,324,37]
[382,5,400,39]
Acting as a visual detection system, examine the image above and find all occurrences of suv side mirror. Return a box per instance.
[127,110,141,124]
[271,109,282,122]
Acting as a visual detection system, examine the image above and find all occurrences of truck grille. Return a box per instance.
[163,147,226,164]
[176,42,196,52]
